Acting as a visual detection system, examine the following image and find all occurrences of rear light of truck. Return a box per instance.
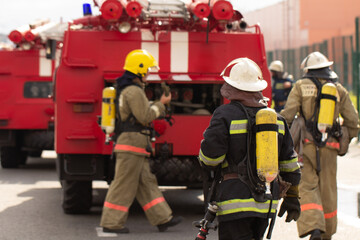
[72,103,94,113]
[44,107,54,116]
[66,99,96,113]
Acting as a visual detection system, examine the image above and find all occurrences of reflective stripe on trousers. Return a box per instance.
[104,201,129,212]
[142,197,166,211]
[104,197,166,212]
[301,203,337,219]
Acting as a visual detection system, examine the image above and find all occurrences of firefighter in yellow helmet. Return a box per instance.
[269,60,293,113]
[100,49,182,233]
[199,58,301,240]
[280,51,359,240]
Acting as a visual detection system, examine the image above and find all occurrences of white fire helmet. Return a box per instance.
[269,60,284,72]
[220,58,268,92]
[301,51,333,71]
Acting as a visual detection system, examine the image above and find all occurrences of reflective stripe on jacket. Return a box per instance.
[217,198,279,216]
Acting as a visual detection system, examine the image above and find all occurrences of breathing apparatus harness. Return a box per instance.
[113,72,155,153]
[230,101,269,202]
[232,101,278,239]
[300,76,342,174]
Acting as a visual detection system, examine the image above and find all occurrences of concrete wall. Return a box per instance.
[300,0,358,44]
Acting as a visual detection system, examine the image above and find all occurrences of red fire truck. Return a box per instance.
[0,21,65,168]
[54,0,272,213]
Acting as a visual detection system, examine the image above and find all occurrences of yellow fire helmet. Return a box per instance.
[123,49,159,78]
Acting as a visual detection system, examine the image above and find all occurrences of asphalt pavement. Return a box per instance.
[0,142,359,239]
[270,139,360,239]
[337,139,360,227]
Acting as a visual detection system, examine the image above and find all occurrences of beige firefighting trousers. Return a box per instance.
[100,152,172,229]
[297,142,337,239]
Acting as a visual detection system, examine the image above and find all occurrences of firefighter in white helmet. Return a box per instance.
[100,49,182,233]
[269,60,293,113]
[199,58,301,240]
[280,51,359,240]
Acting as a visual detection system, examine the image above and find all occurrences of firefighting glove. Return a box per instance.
[278,197,300,222]
[278,185,300,222]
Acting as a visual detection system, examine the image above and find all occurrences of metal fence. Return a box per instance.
[266,35,355,91]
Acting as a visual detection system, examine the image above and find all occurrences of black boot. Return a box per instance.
[157,216,183,232]
[309,229,322,240]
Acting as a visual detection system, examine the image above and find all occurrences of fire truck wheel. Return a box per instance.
[150,157,203,185]
[28,150,42,158]
[18,151,28,165]
[62,180,92,214]
[0,146,27,168]
[23,130,54,150]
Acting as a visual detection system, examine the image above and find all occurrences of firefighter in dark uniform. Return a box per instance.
[280,52,359,240]
[100,49,182,233]
[199,58,301,240]
[269,60,293,113]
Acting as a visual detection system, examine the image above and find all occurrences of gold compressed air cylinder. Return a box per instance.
[101,87,116,144]
[318,82,337,141]
[256,108,279,195]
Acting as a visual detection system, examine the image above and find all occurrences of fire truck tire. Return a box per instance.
[62,180,92,214]
[28,150,42,158]
[150,157,202,186]
[23,130,54,150]
[0,146,27,168]
[19,151,28,165]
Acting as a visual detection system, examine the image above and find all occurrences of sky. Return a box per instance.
[0,0,283,35]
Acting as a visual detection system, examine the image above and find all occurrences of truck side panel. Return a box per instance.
[0,50,54,130]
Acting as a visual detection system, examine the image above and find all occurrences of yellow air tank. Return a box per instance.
[317,82,337,141]
[256,108,278,195]
[101,87,116,144]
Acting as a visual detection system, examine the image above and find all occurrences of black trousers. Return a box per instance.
[218,217,269,240]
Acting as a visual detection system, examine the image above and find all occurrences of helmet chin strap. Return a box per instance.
[141,70,150,83]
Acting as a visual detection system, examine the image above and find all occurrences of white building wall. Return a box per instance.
[243,0,307,51]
